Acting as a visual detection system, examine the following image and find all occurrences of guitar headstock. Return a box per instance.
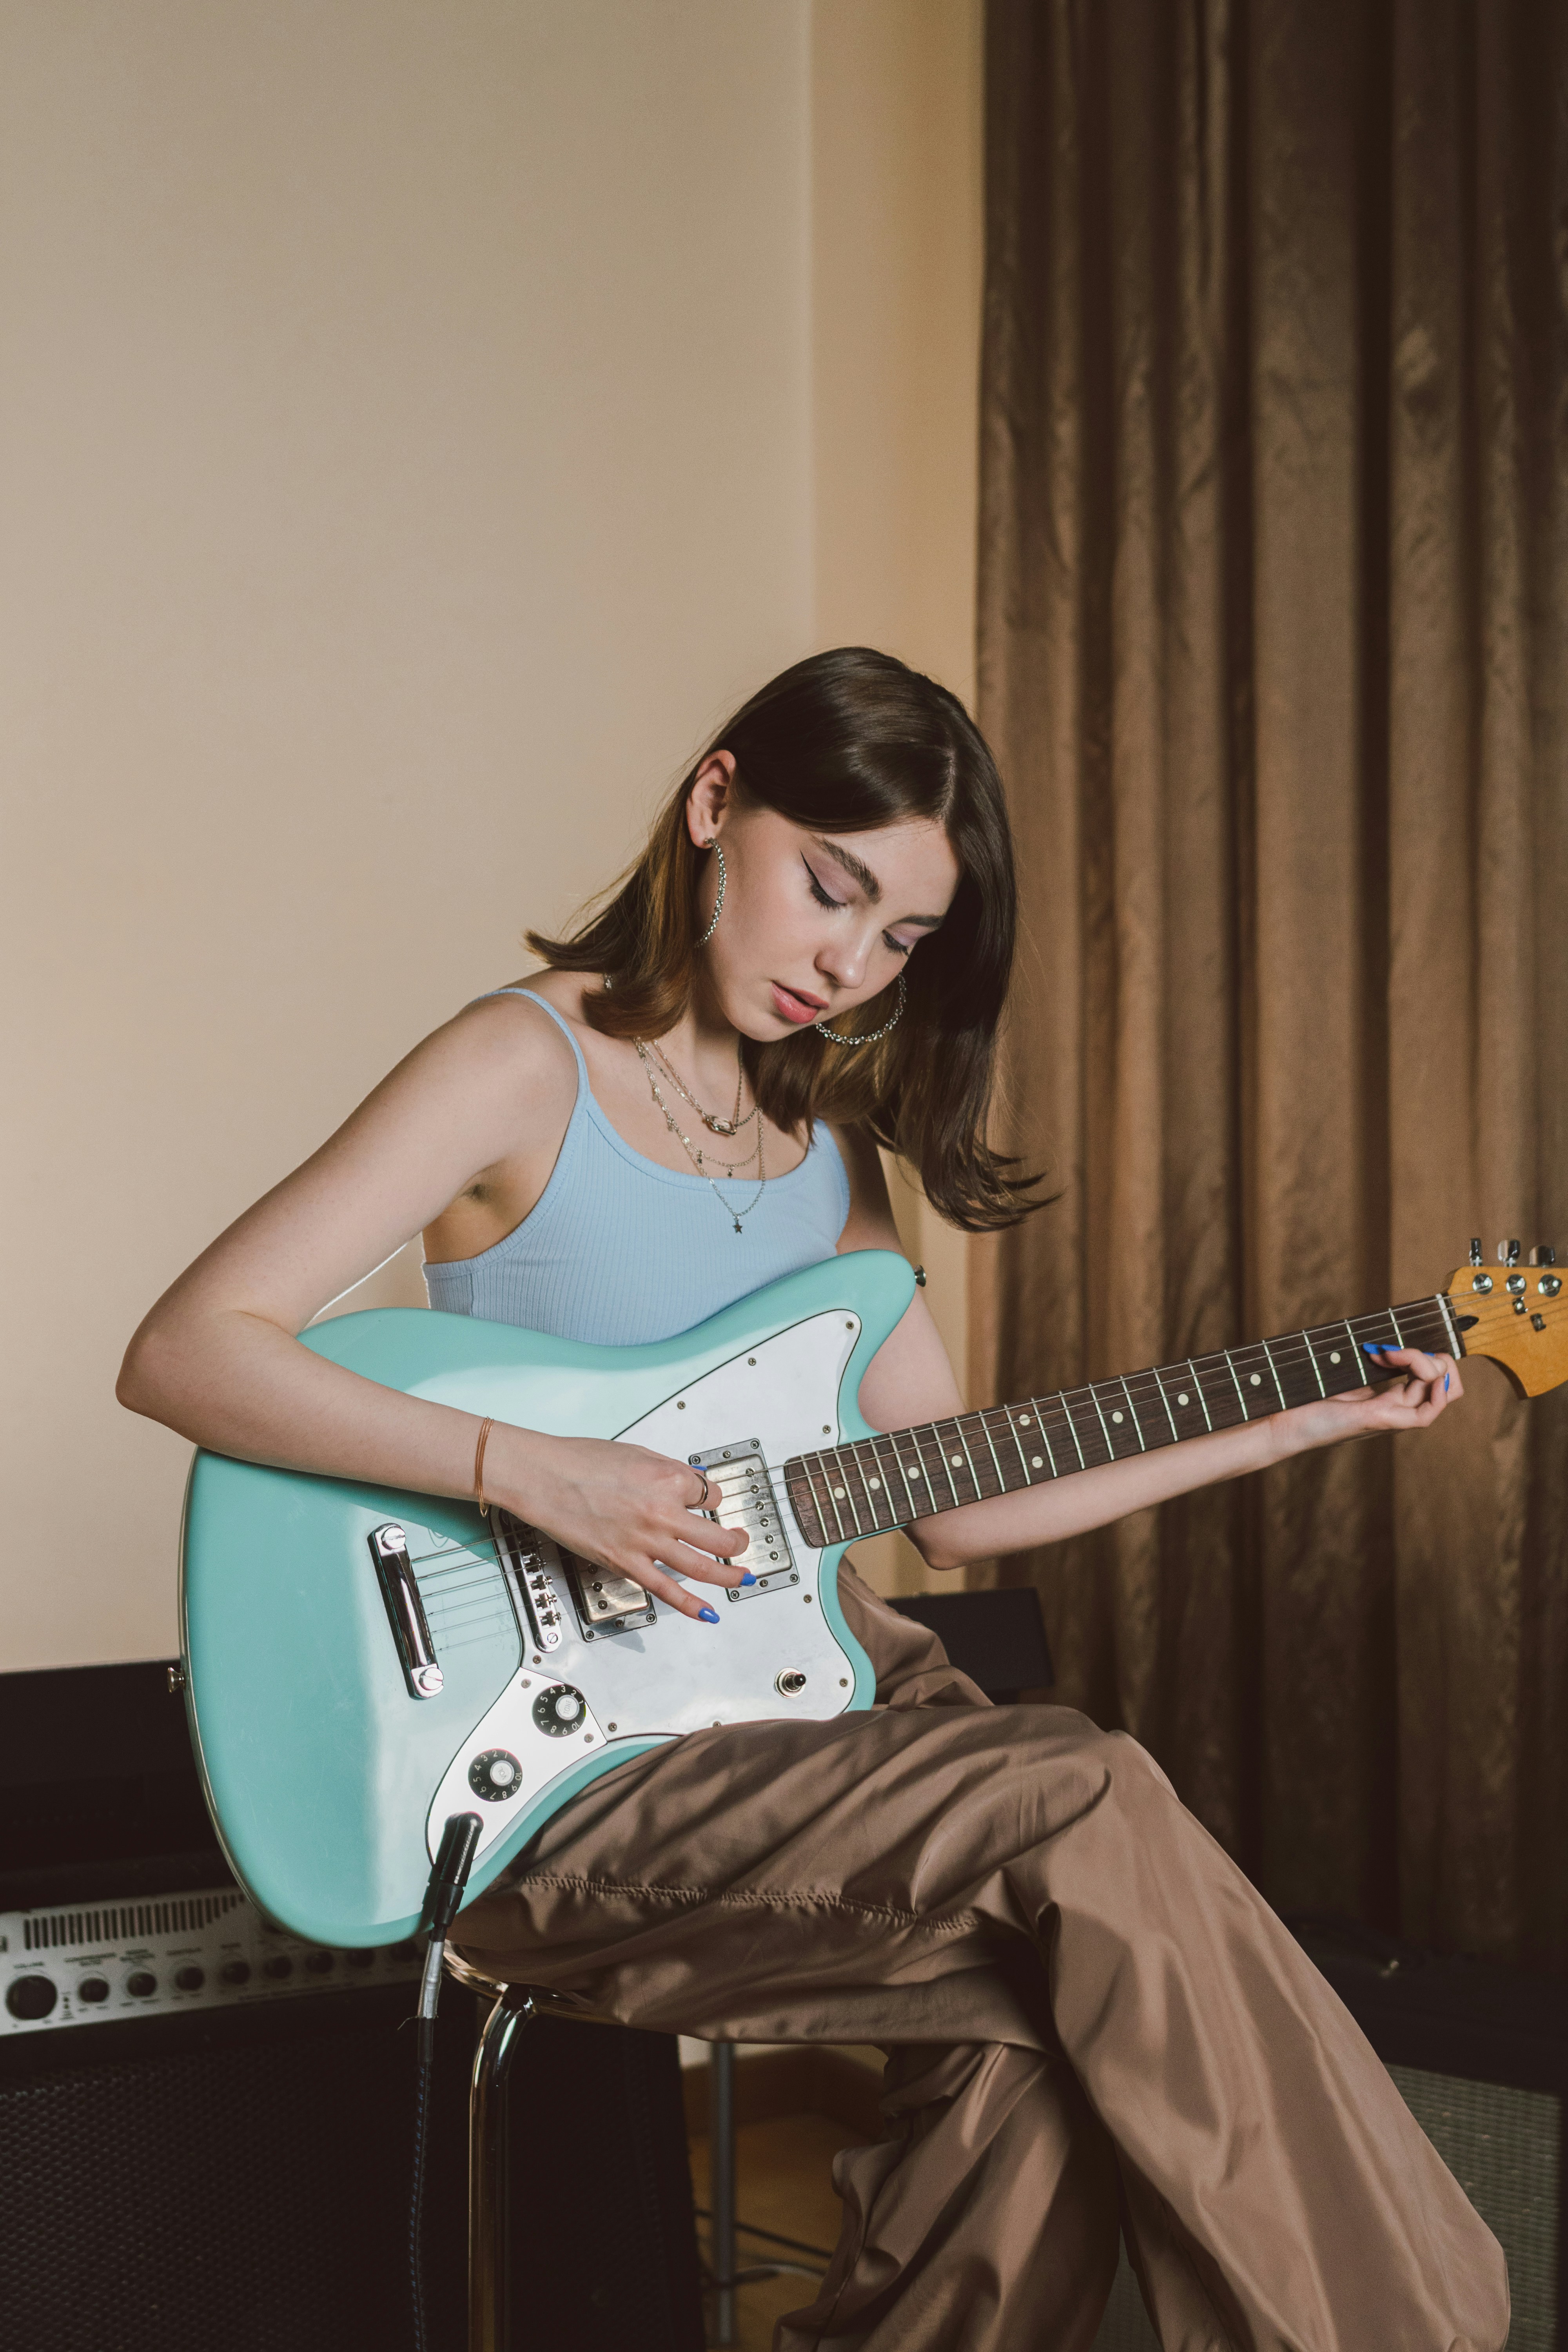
[1446,1240,1568,1399]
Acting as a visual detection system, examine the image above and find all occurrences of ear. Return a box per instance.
[685,752,735,846]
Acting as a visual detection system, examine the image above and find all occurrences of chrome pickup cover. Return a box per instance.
[688,1437,798,1599]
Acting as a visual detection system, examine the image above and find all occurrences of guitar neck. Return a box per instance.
[782,1292,1461,1550]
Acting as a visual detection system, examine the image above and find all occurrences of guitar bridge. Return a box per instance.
[490,1511,567,1655]
[688,1437,798,1596]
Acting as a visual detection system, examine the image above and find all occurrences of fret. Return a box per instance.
[868,1434,908,1526]
[1085,1383,1116,1457]
[856,1437,893,1526]
[1259,1337,1288,1410]
[1003,1406,1034,1484]
[805,1454,844,1546]
[976,1410,1009,1496]
[928,1424,963,1507]
[1223,1351,1250,1417]
[950,1417,985,1502]
[1387,1305,1405,1345]
[1118,1375,1148,1451]
[1185,1360,1214,1431]
[886,1427,924,1517]
[1302,1329,1327,1397]
[907,1422,941,1506]
[1435,1292,1462,1356]
[835,1444,873,1535]
[1151,1365,1180,1443]
[1051,1396,1085,1470]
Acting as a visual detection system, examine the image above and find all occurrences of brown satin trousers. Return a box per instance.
[453,1566,1508,2351]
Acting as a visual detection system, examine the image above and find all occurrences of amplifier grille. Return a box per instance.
[21,1891,245,1953]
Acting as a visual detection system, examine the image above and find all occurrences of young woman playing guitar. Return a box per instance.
[120,648,1504,2351]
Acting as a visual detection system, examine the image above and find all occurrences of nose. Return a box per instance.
[817,927,873,994]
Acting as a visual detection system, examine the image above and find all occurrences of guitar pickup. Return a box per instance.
[559,1553,655,1640]
[490,1512,567,1655]
[687,1438,798,1597]
[368,1523,443,1699]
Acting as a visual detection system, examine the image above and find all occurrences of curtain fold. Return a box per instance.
[974,0,1568,1964]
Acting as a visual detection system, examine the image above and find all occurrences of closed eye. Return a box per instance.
[805,855,920,956]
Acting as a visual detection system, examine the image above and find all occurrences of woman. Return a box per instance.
[119,647,1505,2350]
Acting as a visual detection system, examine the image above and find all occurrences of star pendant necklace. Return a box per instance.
[634,1039,767,1233]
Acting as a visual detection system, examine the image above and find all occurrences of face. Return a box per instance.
[687,756,960,1040]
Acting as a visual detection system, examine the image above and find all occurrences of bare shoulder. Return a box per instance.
[422,972,583,1112]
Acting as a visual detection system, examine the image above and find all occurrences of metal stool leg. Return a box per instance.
[469,1985,536,2352]
[710,2041,738,2347]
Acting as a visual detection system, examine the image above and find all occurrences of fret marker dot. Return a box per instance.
[1249,1374,1261,1387]
[833,1486,846,1499]
[909,1467,922,1479]
[869,1476,881,1490]
[950,1453,963,1467]
[1111,1410,1124,1425]
[1020,1414,1032,1425]
[1177,1393,1189,1406]
[1031,1456,1043,1469]
[1329,1351,1341,1364]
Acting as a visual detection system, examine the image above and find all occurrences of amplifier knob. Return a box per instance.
[344,1950,376,1971]
[305,1952,334,1975]
[220,1960,251,1986]
[6,1976,57,2021]
[174,1966,205,1993]
[262,1956,293,1981]
[126,1972,157,1998]
[77,1978,110,2005]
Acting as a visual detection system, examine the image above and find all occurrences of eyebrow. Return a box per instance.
[811,837,946,929]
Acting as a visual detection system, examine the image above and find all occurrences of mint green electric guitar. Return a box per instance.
[178,1244,1553,1948]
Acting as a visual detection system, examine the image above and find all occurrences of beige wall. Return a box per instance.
[1,0,981,1668]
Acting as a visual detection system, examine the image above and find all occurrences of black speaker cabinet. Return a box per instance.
[0,1662,704,2352]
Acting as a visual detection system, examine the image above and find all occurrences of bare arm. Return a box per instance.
[833,1133,1461,1571]
[118,998,747,1617]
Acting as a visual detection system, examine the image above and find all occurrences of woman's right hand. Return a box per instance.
[494,1426,753,1622]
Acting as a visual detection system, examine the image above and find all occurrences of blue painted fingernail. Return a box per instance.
[1362,1342,1388,1357]
[740,1571,757,1586]
[698,1605,720,1624]
[1444,1372,1450,1392]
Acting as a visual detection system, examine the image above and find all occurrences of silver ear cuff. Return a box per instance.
[815,971,907,1045]
[696,840,726,948]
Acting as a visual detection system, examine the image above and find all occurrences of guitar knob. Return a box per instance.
[1499,1240,1521,1265]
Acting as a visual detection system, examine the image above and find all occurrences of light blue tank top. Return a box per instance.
[423,989,851,1346]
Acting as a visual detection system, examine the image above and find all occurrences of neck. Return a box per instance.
[782,1289,1463,1549]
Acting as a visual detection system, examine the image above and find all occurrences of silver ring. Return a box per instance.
[691,1468,712,1510]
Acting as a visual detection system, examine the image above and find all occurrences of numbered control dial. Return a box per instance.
[468,1748,524,1801]
[532,1683,587,1739]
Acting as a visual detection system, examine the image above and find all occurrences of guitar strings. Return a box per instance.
[400,1294,1476,1570]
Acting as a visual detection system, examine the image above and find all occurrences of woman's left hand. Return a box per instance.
[1270,1345,1462,1457]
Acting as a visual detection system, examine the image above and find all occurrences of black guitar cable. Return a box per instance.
[410,1811,483,2352]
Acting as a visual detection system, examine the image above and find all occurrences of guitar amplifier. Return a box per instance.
[1093,1916,1568,2350]
[0,1661,704,2352]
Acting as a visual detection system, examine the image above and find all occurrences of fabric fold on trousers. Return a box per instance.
[454,1566,1507,2352]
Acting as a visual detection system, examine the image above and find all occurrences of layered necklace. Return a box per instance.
[634,1035,766,1234]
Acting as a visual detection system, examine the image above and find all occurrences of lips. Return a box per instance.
[770,982,826,1025]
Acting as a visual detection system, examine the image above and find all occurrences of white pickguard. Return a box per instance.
[424,1309,862,1865]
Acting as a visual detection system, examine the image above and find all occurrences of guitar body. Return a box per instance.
[180,1250,913,1948]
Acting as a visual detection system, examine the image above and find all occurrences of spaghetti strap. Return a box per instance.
[475,987,589,1089]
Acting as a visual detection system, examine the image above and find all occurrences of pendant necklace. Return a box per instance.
[642,1035,757,1138]
[634,1040,766,1232]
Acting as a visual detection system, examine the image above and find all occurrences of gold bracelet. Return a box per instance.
[473,1416,495,1518]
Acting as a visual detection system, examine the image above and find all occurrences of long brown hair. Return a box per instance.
[527,647,1038,1230]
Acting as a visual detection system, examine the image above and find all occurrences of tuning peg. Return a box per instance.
[1469,1238,1484,1265]
[1529,1244,1557,1267]
[1499,1239,1521,1265]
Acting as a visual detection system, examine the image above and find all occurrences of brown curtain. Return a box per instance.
[973,0,1568,1967]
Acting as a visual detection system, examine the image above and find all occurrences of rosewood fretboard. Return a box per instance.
[782,1292,1463,1550]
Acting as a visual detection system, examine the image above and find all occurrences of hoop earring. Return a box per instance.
[815,970,906,1046]
[696,840,726,948]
